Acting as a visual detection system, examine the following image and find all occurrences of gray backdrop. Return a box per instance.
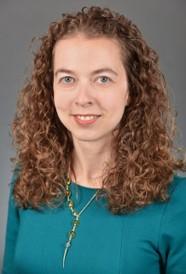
[0,0,185,270]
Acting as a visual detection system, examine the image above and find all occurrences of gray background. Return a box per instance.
[0,0,185,270]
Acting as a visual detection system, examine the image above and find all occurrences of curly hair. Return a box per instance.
[11,6,186,214]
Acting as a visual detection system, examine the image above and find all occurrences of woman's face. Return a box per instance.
[53,34,129,143]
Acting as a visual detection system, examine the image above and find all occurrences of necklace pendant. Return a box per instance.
[63,241,71,268]
[62,179,97,269]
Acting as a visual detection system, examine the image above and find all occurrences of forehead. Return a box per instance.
[53,34,124,70]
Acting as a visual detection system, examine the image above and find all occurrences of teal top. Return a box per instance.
[2,170,186,274]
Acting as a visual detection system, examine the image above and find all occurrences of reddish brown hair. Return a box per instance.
[11,6,185,213]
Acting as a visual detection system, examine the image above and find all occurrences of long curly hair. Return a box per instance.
[11,6,186,214]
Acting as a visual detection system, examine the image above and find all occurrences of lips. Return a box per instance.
[72,114,101,125]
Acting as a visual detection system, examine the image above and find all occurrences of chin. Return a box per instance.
[73,135,101,142]
[72,131,114,143]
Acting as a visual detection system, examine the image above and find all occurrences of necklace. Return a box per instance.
[62,178,98,268]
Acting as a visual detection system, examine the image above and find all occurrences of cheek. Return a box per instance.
[54,93,70,112]
[105,92,128,111]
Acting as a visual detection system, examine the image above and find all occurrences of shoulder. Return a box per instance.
[167,173,186,208]
[138,174,186,236]
[157,174,186,270]
[159,173,186,236]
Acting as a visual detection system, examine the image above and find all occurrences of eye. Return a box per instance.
[97,76,112,84]
[59,76,75,84]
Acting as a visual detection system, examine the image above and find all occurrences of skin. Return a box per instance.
[53,33,129,188]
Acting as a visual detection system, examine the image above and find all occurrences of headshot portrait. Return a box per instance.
[1,2,186,274]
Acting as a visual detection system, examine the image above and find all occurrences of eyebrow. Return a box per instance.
[54,67,118,77]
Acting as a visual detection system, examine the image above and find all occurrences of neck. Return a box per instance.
[70,137,115,188]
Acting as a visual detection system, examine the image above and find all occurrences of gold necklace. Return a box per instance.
[62,178,98,268]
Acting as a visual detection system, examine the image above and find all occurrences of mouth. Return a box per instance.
[73,114,101,120]
[72,114,101,125]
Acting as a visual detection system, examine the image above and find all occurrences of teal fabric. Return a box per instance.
[2,171,186,274]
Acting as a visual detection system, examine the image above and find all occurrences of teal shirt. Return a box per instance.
[2,171,186,274]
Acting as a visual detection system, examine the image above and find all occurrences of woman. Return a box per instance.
[2,6,186,274]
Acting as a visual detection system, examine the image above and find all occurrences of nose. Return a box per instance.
[74,82,93,107]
